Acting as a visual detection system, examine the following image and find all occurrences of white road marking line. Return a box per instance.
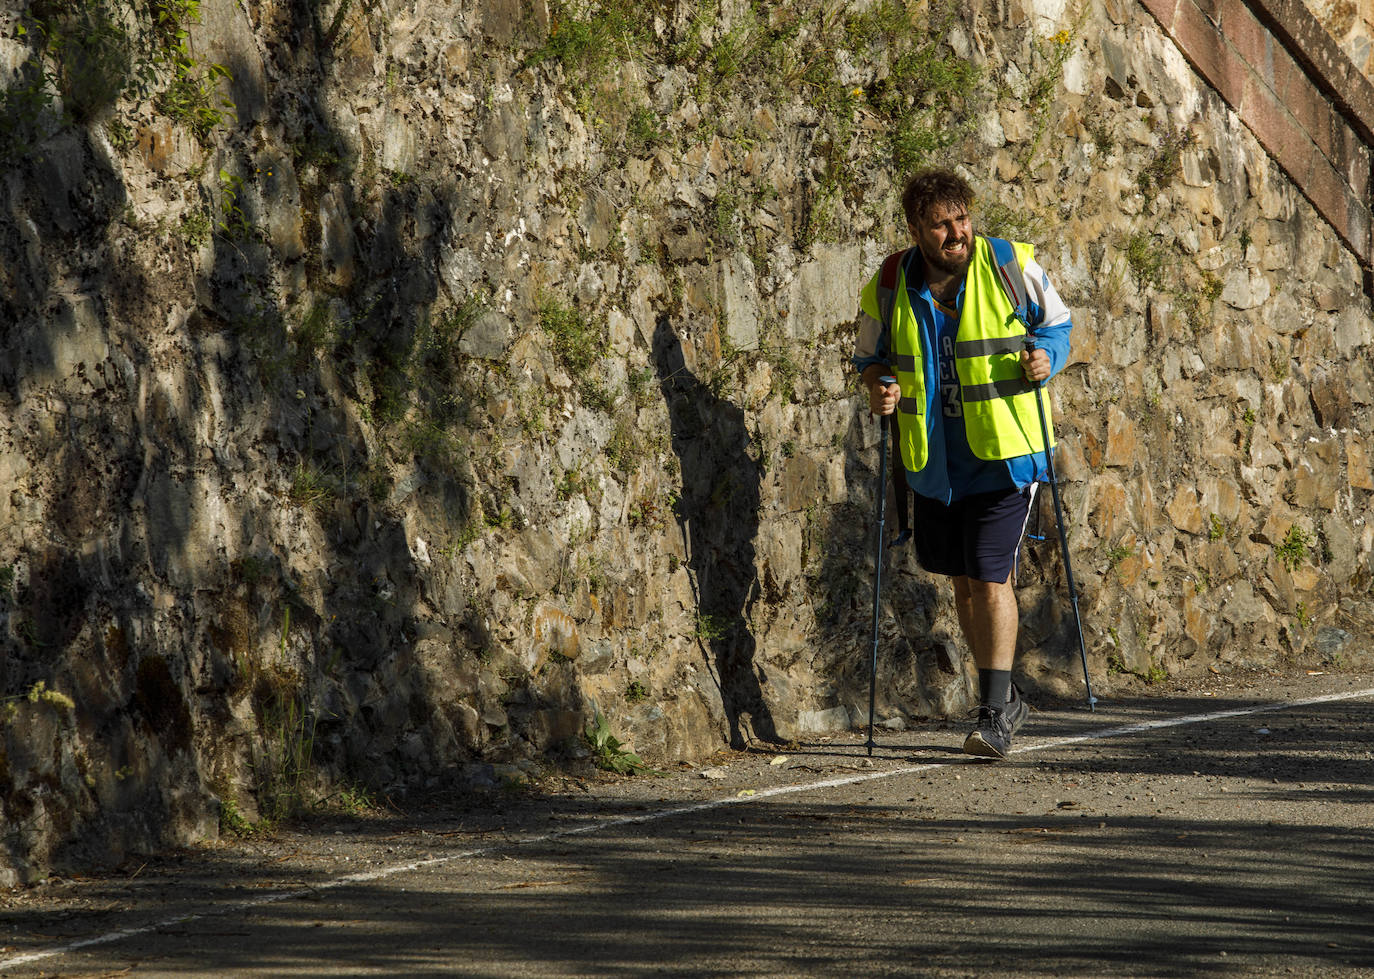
[4,685,1371,970]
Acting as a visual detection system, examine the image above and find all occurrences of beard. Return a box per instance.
[921,239,971,278]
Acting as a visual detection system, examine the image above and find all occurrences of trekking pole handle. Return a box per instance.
[1021,336,1050,388]
[877,375,897,425]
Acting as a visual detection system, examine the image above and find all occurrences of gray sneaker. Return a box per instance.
[1005,684,1029,735]
[963,704,1013,759]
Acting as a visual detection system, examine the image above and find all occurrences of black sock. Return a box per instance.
[979,669,1012,708]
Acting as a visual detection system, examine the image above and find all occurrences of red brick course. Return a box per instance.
[1218,0,1273,85]
[1140,0,1180,32]
[1242,75,1316,182]
[1337,124,1371,199]
[1284,70,1335,159]
[1139,0,1373,266]
[1303,150,1351,240]
[1168,0,1247,108]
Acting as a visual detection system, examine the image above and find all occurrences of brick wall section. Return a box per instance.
[1140,0,1374,267]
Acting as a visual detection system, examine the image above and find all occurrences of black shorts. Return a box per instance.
[910,485,1037,583]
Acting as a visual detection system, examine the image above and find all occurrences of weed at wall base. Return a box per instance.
[584,711,662,776]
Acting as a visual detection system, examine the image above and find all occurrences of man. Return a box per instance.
[853,169,1073,759]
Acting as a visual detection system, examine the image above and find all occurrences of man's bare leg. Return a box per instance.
[952,574,1017,671]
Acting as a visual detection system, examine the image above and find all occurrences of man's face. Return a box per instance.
[908,200,972,277]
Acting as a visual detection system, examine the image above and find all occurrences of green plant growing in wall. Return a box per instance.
[216,169,256,240]
[218,796,260,837]
[1136,127,1193,196]
[625,102,663,154]
[1274,526,1312,573]
[1,0,234,162]
[604,417,642,475]
[1106,543,1134,568]
[158,54,232,143]
[1240,406,1257,454]
[851,0,984,174]
[1173,269,1222,336]
[1208,513,1225,541]
[179,208,212,246]
[1143,662,1168,684]
[529,0,654,85]
[149,0,235,142]
[695,613,730,642]
[1019,28,1077,167]
[288,461,333,512]
[538,296,605,400]
[1126,232,1168,289]
[977,199,1044,245]
[1,0,130,157]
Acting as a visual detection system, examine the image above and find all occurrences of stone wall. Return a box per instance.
[1140,0,1374,266]
[0,0,1371,884]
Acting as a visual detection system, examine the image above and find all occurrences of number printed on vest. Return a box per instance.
[939,334,961,419]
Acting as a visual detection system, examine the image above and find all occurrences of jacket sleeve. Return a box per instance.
[851,268,890,375]
[1023,256,1072,379]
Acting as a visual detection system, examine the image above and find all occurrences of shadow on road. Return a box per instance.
[3,692,1370,977]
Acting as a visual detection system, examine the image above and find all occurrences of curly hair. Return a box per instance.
[902,169,974,227]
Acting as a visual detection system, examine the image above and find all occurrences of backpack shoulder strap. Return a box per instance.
[984,234,1031,328]
[876,249,909,332]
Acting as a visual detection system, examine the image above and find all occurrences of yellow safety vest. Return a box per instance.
[859,236,1054,474]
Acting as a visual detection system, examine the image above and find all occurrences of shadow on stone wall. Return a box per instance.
[653,317,779,749]
[0,9,521,879]
[806,411,975,727]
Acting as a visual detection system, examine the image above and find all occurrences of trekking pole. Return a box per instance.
[866,377,896,755]
[1024,341,1097,711]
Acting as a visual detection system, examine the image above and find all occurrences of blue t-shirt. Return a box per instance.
[911,280,1038,504]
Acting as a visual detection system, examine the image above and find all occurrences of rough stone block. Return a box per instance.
[1104,405,1142,467]
[1167,485,1206,533]
[461,311,514,360]
[796,705,851,734]
[1086,473,1133,544]
[1290,458,1338,509]
[788,244,862,340]
[531,604,581,666]
[718,252,760,351]
[1348,436,1374,490]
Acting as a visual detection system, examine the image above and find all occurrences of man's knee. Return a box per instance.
[964,574,1013,598]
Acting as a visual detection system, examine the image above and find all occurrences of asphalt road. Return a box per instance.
[3,669,1372,978]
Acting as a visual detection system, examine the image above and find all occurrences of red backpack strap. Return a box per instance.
[876,249,908,331]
